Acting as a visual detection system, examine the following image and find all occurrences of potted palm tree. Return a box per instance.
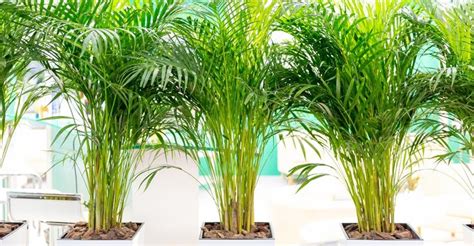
[162,0,299,244]
[0,3,50,244]
[419,1,474,244]
[11,0,188,244]
[282,0,440,244]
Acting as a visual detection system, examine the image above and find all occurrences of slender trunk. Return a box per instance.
[231,200,238,233]
[222,193,255,234]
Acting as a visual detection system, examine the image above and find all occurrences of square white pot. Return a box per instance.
[199,222,275,246]
[463,224,473,245]
[0,222,28,246]
[56,223,144,246]
[341,223,423,245]
[128,150,199,245]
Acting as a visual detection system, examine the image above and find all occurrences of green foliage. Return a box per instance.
[416,0,473,199]
[7,0,191,231]
[0,2,50,168]
[282,0,440,233]
[164,0,300,233]
[421,1,474,157]
[3,0,473,237]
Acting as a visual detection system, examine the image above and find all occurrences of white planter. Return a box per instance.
[7,192,84,223]
[463,224,473,245]
[126,150,199,245]
[0,222,28,246]
[341,223,423,245]
[56,223,144,246]
[199,222,275,246]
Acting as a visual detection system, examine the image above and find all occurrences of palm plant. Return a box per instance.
[421,0,473,157]
[11,0,188,232]
[164,0,298,234]
[284,0,440,234]
[418,0,473,199]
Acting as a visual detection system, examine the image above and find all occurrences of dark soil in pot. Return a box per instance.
[343,223,421,240]
[63,222,141,240]
[201,222,272,239]
[0,223,22,239]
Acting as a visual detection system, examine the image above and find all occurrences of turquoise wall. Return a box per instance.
[198,136,280,176]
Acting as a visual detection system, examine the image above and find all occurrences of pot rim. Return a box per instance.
[58,222,144,241]
[0,221,27,241]
[340,222,423,241]
[199,221,275,241]
[463,224,474,231]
